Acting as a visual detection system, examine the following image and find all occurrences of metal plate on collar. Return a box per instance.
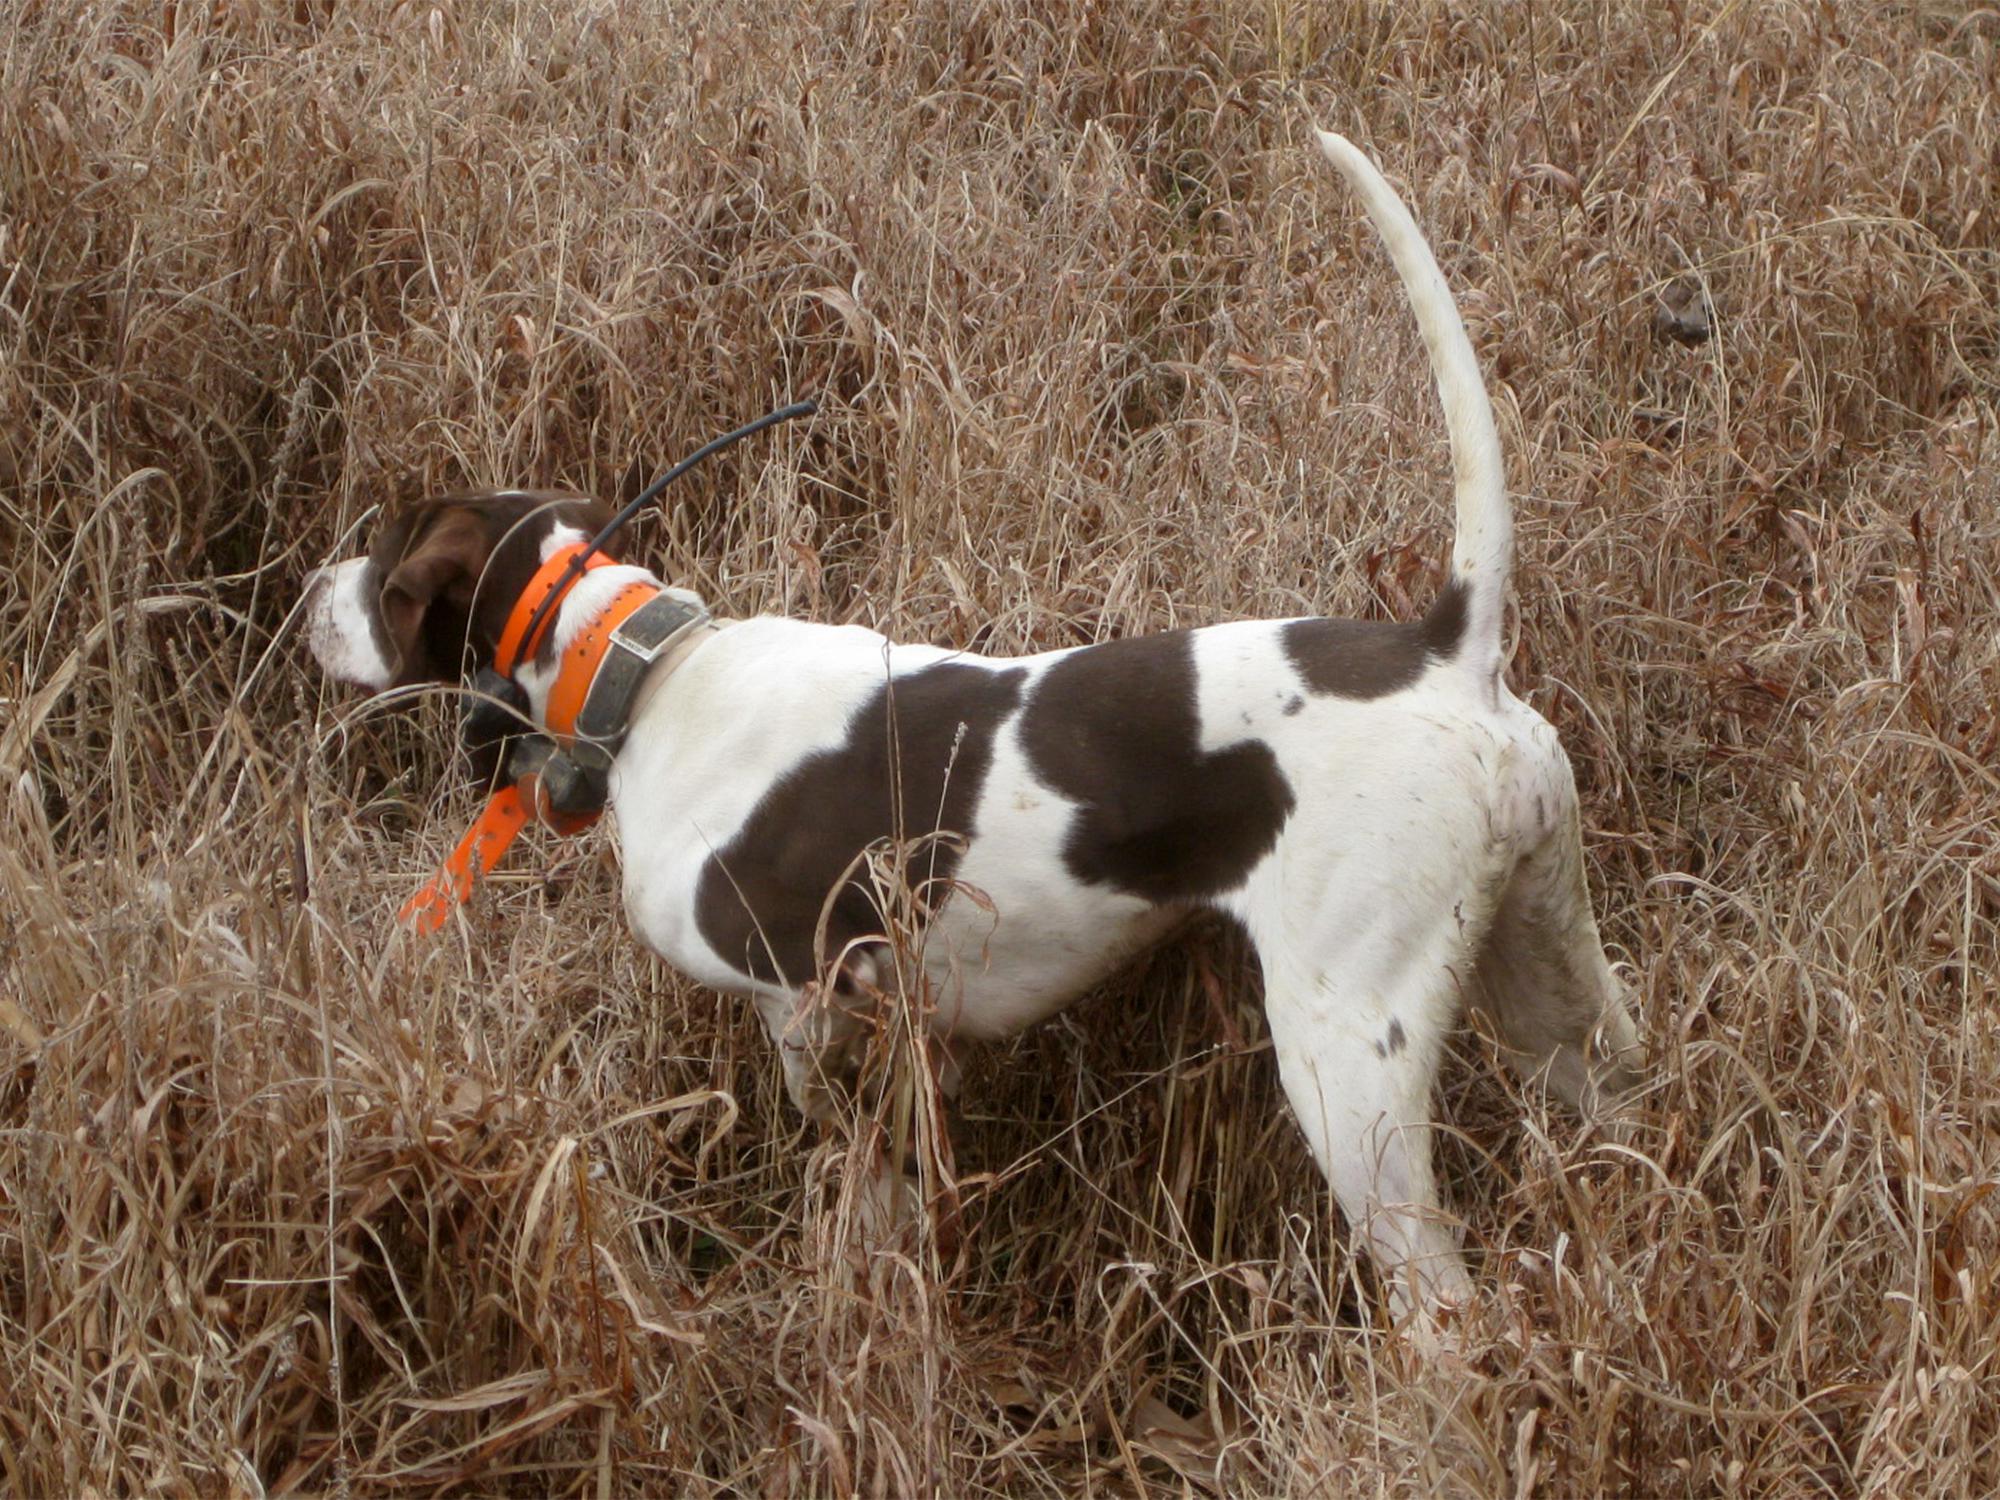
[609,595,707,664]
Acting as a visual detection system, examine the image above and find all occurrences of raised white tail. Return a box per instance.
[1315,131,1511,687]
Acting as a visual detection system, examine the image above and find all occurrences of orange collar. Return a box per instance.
[494,542,619,677]
[540,576,662,739]
[493,541,666,739]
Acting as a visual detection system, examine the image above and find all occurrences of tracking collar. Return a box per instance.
[401,544,709,934]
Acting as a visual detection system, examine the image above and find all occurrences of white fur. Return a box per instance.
[305,559,394,690]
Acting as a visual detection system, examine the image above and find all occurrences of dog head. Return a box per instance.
[305,490,619,691]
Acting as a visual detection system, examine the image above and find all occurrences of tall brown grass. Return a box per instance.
[3,1,1996,1493]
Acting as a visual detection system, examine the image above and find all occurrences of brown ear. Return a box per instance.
[379,509,491,678]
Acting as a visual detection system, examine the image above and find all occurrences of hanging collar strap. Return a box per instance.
[399,784,533,934]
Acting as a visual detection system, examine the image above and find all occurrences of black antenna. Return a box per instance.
[513,398,817,666]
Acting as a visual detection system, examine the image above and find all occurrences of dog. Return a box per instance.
[305,133,1641,1321]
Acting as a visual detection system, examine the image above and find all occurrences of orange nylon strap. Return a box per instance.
[494,543,617,677]
[398,784,533,933]
[543,580,659,738]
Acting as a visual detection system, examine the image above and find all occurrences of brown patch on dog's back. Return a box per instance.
[1020,632,1294,903]
[1282,580,1468,700]
[694,661,1027,988]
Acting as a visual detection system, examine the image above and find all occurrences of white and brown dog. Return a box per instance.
[306,134,1641,1320]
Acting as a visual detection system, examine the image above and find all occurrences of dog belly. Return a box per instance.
[917,734,1179,1039]
[920,887,1177,1041]
[616,814,1170,1034]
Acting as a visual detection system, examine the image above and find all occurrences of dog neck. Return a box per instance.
[497,533,706,737]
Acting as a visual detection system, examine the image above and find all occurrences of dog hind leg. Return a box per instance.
[1241,859,1487,1323]
[1259,955,1474,1321]
[1474,799,1642,1121]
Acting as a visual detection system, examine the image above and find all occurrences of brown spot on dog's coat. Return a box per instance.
[1374,1018,1407,1058]
[1283,579,1468,700]
[694,661,1027,987]
[1020,632,1294,903]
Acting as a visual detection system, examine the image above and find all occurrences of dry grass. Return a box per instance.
[4,0,1998,1493]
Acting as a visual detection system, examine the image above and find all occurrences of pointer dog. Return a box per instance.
[306,133,1641,1318]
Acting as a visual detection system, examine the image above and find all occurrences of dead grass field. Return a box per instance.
[3,0,1998,1494]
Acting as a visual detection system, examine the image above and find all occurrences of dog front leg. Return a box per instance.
[752,968,948,1248]
[752,984,870,1125]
